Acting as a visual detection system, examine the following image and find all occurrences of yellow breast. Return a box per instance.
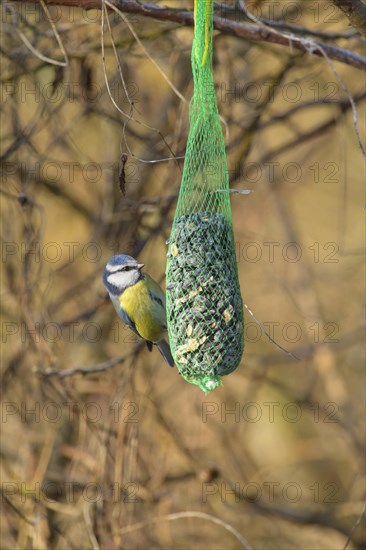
[119,276,166,343]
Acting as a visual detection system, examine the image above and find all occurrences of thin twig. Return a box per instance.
[257,92,366,130]
[1,492,35,526]
[100,0,183,165]
[36,351,134,378]
[216,2,360,40]
[105,0,186,104]
[4,0,68,67]
[343,502,366,549]
[39,0,69,65]
[244,303,299,360]
[83,503,100,550]
[117,511,253,549]
[239,0,366,159]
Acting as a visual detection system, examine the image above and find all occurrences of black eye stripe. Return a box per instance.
[113,265,135,273]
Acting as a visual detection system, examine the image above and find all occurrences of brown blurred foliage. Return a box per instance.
[0,1,365,549]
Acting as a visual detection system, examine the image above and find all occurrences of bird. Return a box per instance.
[103,254,174,367]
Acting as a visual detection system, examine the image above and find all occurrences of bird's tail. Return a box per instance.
[157,339,175,367]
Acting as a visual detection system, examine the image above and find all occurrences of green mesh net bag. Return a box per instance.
[166,0,244,393]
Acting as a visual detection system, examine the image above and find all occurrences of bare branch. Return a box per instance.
[332,0,366,37]
[8,0,366,70]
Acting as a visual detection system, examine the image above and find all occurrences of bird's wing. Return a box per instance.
[144,274,167,329]
[144,275,166,304]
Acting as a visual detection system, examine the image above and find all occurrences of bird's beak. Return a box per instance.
[137,263,144,269]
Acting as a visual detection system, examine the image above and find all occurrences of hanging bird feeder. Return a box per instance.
[166,0,244,393]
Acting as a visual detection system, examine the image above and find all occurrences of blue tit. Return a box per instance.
[103,254,174,367]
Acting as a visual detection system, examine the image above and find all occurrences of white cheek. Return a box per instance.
[107,272,126,288]
[107,271,137,289]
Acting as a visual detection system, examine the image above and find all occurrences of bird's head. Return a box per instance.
[103,254,144,296]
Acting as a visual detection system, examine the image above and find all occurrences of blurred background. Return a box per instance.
[1,0,365,548]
